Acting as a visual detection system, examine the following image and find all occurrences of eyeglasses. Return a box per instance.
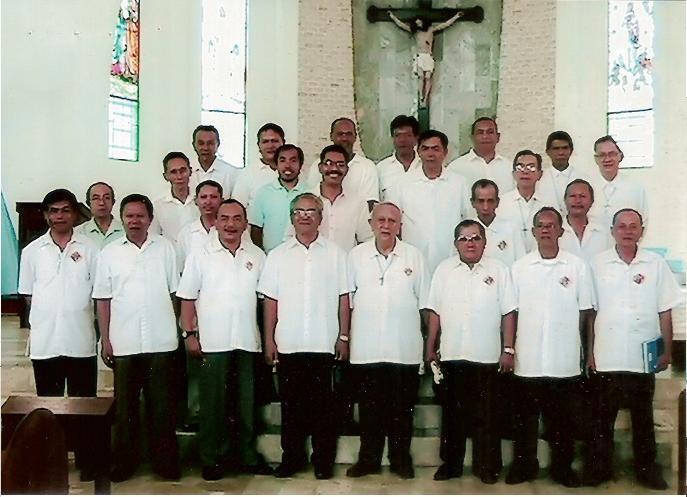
[456,234,483,243]
[292,208,319,217]
[514,163,538,172]
[594,151,619,160]
[322,159,347,168]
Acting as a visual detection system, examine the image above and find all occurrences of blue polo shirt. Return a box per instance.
[247,178,313,253]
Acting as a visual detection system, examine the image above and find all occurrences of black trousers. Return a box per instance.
[32,356,98,471]
[440,361,502,475]
[32,356,98,397]
[356,363,419,469]
[112,351,179,474]
[585,371,657,476]
[277,352,336,469]
[511,376,578,471]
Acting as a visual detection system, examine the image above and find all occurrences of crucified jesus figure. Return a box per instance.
[388,10,463,108]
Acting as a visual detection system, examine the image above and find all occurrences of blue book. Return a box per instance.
[642,336,664,373]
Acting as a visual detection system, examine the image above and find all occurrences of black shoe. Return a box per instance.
[240,462,274,475]
[110,466,136,483]
[433,463,463,481]
[202,464,224,481]
[506,461,539,485]
[155,465,181,481]
[346,462,382,477]
[637,468,668,490]
[79,467,96,482]
[314,465,334,480]
[479,471,500,485]
[391,464,415,479]
[581,471,612,487]
[274,462,304,478]
[551,467,581,488]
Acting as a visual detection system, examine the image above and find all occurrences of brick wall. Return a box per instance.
[297,0,357,162]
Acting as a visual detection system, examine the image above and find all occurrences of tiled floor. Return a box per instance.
[2,314,681,494]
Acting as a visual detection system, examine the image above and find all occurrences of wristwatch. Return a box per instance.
[181,330,198,340]
[503,346,515,356]
[337,335,349,343]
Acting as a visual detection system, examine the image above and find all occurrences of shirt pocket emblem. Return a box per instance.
[404,267,413,276]
[632,273,645,284]
[245,261,253,271]
[70,251,82,262]
[497,240,507,251]
[483,276,494,286]
[559,276,570,288]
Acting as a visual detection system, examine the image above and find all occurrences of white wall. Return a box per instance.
[555,0,686,258]
[1,0,300,229]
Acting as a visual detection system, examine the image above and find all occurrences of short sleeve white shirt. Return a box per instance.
[314,191,372,252]
[176,219,216,270]
[75,217,124,248]
[307,153,380,202]
[426,256,517,363]
[560,218,611,262]
[377,153,422,201]
[92,235,179,356]
[446,149,514,195]
[232,160,278,209]
[18,232,98,359]
[190,156,242,199]
[511,250,595,378]
[537,165,589,214]
[497,188,555,252]
[387,168,470,273]
[150,193,198,243]
[257,236,352,354]
[589,174,649,230]
[177,235,266,353]
[480,217,527,267]
[591,248,684,373]
[348,239,429,365]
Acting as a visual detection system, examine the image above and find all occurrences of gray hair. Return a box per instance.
[289,193,324,215]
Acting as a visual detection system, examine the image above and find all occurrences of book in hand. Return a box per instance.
[642,336,664,373]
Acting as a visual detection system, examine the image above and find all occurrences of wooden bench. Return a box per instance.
[2,396,115,494]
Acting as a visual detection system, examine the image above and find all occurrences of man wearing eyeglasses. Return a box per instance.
[77,182,124,247]
[258,193,352,480]
[588,135,648,230]
[425,219,516,484]
[248,144,313,253]
[507,207,594,488]
[496,150,555,252]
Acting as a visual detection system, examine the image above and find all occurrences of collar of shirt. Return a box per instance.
[452,256,486,271]
[118,233,161,252]
[285,234,327,251]
[36,231,90,249]
[601,247,654,266]
[528,250,571,266]
[82,217,124,235]
[466,148,506,164]
[366,237,404,260]
[268,178,308,193]
[159,191,194,206]
[192,158,219,175]
[208,232,248,255]
[187,218,213,235]
[562,218,604,234]
[550,166,576,179]
[390,152,421,168]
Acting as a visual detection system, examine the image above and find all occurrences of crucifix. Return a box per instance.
[368,2,483,132]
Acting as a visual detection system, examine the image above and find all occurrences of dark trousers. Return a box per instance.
[440,361,502,475]
[277,352,336,469]
[112,351,179,474]
[356,363,419,469]
[586,371,657,476]
[512,376,578,471]
[198,350,260,467]
[32,356,98,471]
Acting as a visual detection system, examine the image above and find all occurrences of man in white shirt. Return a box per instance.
[232,123,285,209]
[377,115,422,200]
[426,219,517,484]
[507,207,594,488]
[559,179,610,261]
[312,144,372,252]
[93,194,180,482]
[537,131,588,214]
[248,144,313,253]
[387,129,470,274]
[190,124,242,198]
[306,117,379,209]
[589,135,649,230]
[150,152,198,242]
[177,199,273,480]
[498,150,554,252]
[76,182,124,247]
[583,209,682,490]
[446,117,514,194]
[176,180,223,269]
[18,189,99,481]
[258,193,352,480]
[471,179,526,266]
[346,202,429,480]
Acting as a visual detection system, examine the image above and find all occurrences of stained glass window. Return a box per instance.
[108,0,140,161]
[201,0,247,168]
[607,1,654,168]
